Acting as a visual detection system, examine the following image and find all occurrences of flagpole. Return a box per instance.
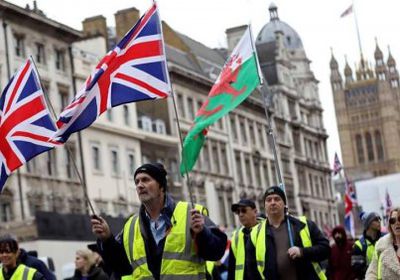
[66,48,95,216]
[352,0,364,59]
[156,0,195,208]
[30,54,96,216]
[249,25,294,246]
[2,18,25,220]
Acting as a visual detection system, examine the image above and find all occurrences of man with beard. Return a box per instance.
[327,226,355,280]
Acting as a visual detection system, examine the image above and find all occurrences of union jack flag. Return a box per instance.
[0,58,60,192]
[54,2,171,142]
[344,173,357,205]
[332,152,342,175]
[344,173,357,237]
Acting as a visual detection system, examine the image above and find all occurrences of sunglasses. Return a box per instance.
[235,208,250,215]
[389,216,400,225]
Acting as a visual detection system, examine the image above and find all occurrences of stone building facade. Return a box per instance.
[0,1,338,235]
[330,41,400,177]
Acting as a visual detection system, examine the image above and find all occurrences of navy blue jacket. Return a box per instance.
[98,195,227,280]
[18,249,56,280]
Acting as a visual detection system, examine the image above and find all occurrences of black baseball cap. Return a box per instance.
[231,199,256,212]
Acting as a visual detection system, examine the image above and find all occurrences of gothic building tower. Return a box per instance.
[331,41,400,177]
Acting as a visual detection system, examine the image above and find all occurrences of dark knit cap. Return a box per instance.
[0,235,18,253]
[134,163,168,191]
[263,186,287,205]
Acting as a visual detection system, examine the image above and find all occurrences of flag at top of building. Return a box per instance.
[180,26,262,175]
[332,152,343,175]
[0,58,60,192]
[340,4,353,18]
[54,2,171,143]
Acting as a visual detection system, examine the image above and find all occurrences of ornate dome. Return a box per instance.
[256,3,304,50]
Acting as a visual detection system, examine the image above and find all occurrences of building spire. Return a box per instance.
[269,2,279,21]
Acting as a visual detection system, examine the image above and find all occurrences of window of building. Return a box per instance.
[258,124,264,148]
[13,34,25,57]
[375,130,384,161]
[92,145,101,171]
[0,201,12,222]
[169,158,179,182]
[365,132,375,162]
[220,146,229,175]
[127,152,135,177]
[378,73,385,80]
[187,97,195,120]
[263,163,270,187]
[391,79,399,88]
[203,144,210,171]
[153,119,166,134]
[240,119,247,144]
[138,115,152,131]
[177,93,184,118]
[111,149,120,175]
[309,174,314,196]
[46,150,56,176]
[230,116,238,142]
[35,42,46,64]
[249,122,256,145]
[355,134,365,164]
[26,157,37,174]
[254,160,261,186]
[58,86,69,112]
[123,105,130,126]
[212,144,220,173]
[245,157,252,185]
[65,144,76,179]
[235,152,243,182]
[55,49,66,71]
[389,66,396,73]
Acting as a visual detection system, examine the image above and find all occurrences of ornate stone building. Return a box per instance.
[256,4,336,225]
[330,41,400,177]
[0,1,338,235]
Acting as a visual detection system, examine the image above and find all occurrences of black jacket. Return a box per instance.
[260,215,330,280]
[98,195,227,280]
[18,249,56,280]
[69,266,109,280]
[227,227,262,280]
[351,231,383,279]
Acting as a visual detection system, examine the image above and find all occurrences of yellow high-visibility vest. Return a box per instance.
[354,238,375,265]
[122,201,207,280]
[0,264,36,280]
[250,216,327,280]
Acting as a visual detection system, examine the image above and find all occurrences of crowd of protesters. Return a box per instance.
[3,163,400,279]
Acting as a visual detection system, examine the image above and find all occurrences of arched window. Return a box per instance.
[355,134,364,163]
[365,132,375,162]
[375,130,384,160]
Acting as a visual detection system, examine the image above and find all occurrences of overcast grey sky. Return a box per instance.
[8,0,400,165]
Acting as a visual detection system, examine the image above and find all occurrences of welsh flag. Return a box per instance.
[180,27,262,174]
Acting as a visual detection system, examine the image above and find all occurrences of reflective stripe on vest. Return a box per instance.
[123,201,206,280]
[230,228,245,279]
[376,250,383,280]
[0,264,36,280]
[354,238,375,265]
[298,216,327,280]
[250,221,266,279]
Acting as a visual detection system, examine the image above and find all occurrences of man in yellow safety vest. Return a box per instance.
[227,199,261,280]
[251,186,330,280]
[91,163,227,280]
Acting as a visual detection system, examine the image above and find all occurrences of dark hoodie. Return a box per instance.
[327,226,355,280]
[69,266,109,280]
